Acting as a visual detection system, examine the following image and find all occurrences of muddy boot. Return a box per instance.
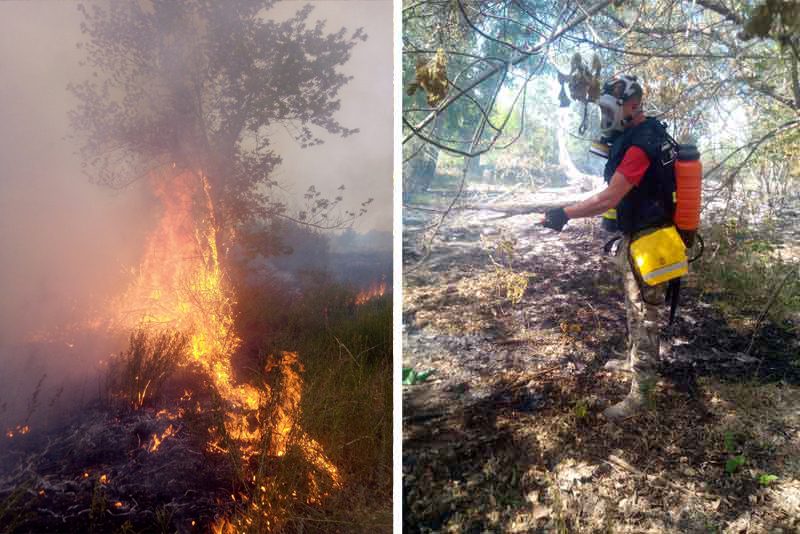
[602,375,654,420]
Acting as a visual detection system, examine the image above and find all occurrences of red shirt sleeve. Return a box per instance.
[616,145,650,186]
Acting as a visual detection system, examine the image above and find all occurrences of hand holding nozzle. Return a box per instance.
[541,207,569,232]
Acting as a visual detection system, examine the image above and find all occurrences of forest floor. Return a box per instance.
[403,186,800,533]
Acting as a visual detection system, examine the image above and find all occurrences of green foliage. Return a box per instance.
[90,476,108,534]
[403,368,434,385]
[229,274,392,530]
[638,377,658,411]
[725,454,747,474]
[106,330,189,410]
[0,481,36,532]
[573,399,589,418]
[113,521,139,534]
[694,219,800,327]
[757,473,779,485]
[69,1,367,246]
[723,430,737,454]
[154,505,175,534]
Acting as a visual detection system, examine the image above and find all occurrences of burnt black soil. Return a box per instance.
[0,373,233,534]
[403,210,800,533]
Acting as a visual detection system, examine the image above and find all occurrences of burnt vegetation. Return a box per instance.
[0,1,390,533]
[403,0,800,531]
[0,233,392,534]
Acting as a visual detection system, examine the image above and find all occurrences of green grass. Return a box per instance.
[693,218,800,328]
[0,482,36,533]
[219,278,392,533]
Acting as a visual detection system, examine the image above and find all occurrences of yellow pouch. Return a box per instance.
[629,226,688,286]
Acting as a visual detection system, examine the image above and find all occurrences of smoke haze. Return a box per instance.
[0,1,392,426]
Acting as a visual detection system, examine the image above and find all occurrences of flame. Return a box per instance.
[108,167,340,524]
[148,424,177,452]
[4,425,29,438]
[355,275,387,305]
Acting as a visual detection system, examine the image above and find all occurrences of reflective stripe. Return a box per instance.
[603,209,617,220]
[641,260,688,283]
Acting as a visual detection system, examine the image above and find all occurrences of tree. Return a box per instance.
[68,0,370,266]
[403,0,800,252]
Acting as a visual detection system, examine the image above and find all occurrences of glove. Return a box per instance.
[542,207,569,232]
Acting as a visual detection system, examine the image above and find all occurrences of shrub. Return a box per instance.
[693,218,800,328]
[106,329,189,409]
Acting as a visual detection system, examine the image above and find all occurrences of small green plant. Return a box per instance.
[638,378,657,410]
[725,455,746,474]
[757,473,778,486]
[154,504,175,534]
[722,430,748,475]
[403,367,433,385]
[113,520,139,534]
[723,430,736,453]
[573,399,588,418]
[89,477,107,534]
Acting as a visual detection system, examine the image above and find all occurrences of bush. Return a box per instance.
[693,219,800,327]
[231,273,393,530]
[105,330,189,409]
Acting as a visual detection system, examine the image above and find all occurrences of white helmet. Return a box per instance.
[596,75,643,136]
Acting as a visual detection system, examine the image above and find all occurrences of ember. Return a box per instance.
[5,425,29,438]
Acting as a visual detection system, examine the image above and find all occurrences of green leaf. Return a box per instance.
[757,473,778,486]
[403,367,433,385]
[725,455,746,474]
[723,431,736,453]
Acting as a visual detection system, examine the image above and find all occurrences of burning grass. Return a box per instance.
[104,330,189,410]
[0,289,392,533]
[0,167,392,532]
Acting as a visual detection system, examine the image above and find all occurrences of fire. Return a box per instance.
[5,425,29,438]
[147,424,177,452]
[108,167,340,525]
[355,274,388,304]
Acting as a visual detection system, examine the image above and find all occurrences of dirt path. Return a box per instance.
[403,204,800,533]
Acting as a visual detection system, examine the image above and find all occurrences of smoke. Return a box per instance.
[0,5,148,343]
[0,1,392,429]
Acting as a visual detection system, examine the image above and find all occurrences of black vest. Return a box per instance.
[604,118,674,235]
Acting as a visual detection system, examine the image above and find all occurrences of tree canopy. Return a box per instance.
[403,0,800,208]
[69,0,369,261]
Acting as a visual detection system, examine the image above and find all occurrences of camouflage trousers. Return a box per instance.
[615,234,662,378]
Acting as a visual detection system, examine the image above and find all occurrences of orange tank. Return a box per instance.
[673,144,702,246]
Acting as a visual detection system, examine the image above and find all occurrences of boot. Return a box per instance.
[602,375,654,420]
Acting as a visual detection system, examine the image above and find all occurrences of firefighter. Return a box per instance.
[542,75,674,420]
